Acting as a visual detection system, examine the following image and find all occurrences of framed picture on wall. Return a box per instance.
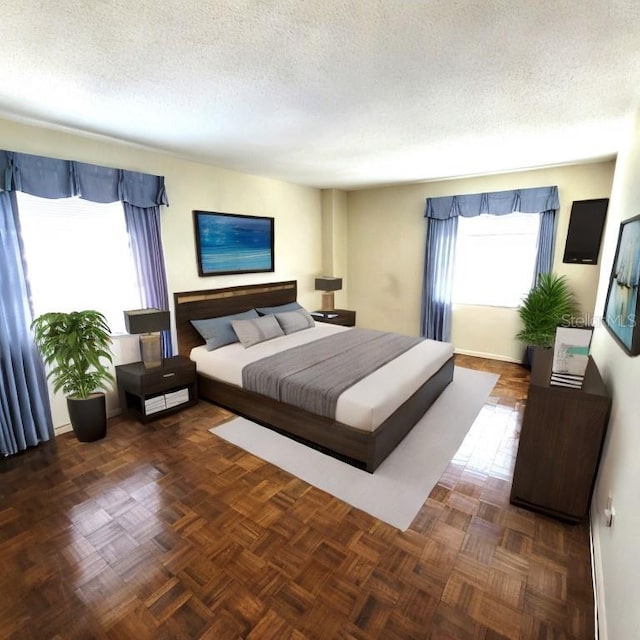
[603,214,640,356]
[193,210,275,276]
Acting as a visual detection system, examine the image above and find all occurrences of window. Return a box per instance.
[17,193,141,334]
[452,213,540,308]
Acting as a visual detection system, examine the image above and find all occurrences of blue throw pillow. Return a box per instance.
[191,309,259,350]
[255,301,302,316]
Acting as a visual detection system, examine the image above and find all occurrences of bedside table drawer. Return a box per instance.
[143,366,194,391]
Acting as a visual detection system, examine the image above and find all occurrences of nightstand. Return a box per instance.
[116,355,198,423]
[311,309,356,327]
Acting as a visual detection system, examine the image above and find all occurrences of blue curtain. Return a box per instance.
[532,209,556,285]
[424,187,559,219]
[0,191,53,456]
[2,152,169,207]
[421,186,559,342]
[0,149,170,455]
[421,217,458,341]
[123,203,172,358]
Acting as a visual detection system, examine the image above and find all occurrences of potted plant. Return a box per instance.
[517,273,578,365]
[31,310,114,442]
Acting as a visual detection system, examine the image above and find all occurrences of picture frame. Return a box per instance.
[603,214,640,356]
[193,210,274,277]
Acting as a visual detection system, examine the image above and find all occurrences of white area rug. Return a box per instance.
[209,366,498,530]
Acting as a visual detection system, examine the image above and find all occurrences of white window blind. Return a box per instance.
[452,213,540,308]
[17,193,142,334]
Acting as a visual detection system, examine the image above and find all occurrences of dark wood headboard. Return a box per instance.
[173,280,297,357]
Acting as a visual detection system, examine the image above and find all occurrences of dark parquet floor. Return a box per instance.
[0,355,595,639]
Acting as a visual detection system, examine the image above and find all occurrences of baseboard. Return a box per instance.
[54,423,73,436]
[454,348,523,365]
[590,512,606,640]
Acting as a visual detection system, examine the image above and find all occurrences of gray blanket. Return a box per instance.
[242,329,423,419]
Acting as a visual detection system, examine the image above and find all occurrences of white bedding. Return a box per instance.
[190,323,454,432]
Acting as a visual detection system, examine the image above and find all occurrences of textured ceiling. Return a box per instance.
[0,1,639,189]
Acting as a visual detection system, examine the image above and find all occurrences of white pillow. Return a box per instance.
[275,309,315,335]
[231,315,284,348]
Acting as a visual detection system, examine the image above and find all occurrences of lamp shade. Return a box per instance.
[123,309,170,334]
[315,277,342,292]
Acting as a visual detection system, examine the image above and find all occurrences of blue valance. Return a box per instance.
[425,185,559,219]
[0,150,168,207]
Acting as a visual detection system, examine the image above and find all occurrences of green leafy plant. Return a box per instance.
[516,273,578,348]
[31,310,114,399]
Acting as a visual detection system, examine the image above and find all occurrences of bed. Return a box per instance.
[174,280,454,472]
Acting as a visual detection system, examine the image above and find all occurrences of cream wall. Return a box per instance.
[347,161,615,360]
[0,117,322,427]
[589,110,640,640]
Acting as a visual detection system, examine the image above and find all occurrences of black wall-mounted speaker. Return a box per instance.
[562,198,609,265]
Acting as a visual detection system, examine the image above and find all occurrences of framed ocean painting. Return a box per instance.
[193,210,274,276]
[603,214,640,356]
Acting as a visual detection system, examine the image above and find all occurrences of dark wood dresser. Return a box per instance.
[510,348,611,523]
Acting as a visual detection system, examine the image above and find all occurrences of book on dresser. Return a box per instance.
[550,326,593,388]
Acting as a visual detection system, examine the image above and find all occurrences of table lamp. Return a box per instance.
[315,276,342,311]
[123,308,170,368]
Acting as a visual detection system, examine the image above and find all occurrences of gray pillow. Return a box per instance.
[191,309,259,351]
[255,301,302,316]
[275,309,315,335]
[231,314,284,348]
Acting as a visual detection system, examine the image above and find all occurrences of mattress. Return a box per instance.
[190,323,454,432]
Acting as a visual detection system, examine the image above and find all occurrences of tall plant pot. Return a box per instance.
[524,346,534,370]
[66,393,107,442]
[524,345,549,370]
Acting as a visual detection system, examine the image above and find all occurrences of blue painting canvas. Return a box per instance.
[604,215,640,355]
[194,211,274,276]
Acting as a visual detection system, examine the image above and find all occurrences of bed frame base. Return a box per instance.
[198,356,454,472]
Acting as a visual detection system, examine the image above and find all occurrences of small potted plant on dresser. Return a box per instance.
[31,310,114,442]
[516,273,578,367]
